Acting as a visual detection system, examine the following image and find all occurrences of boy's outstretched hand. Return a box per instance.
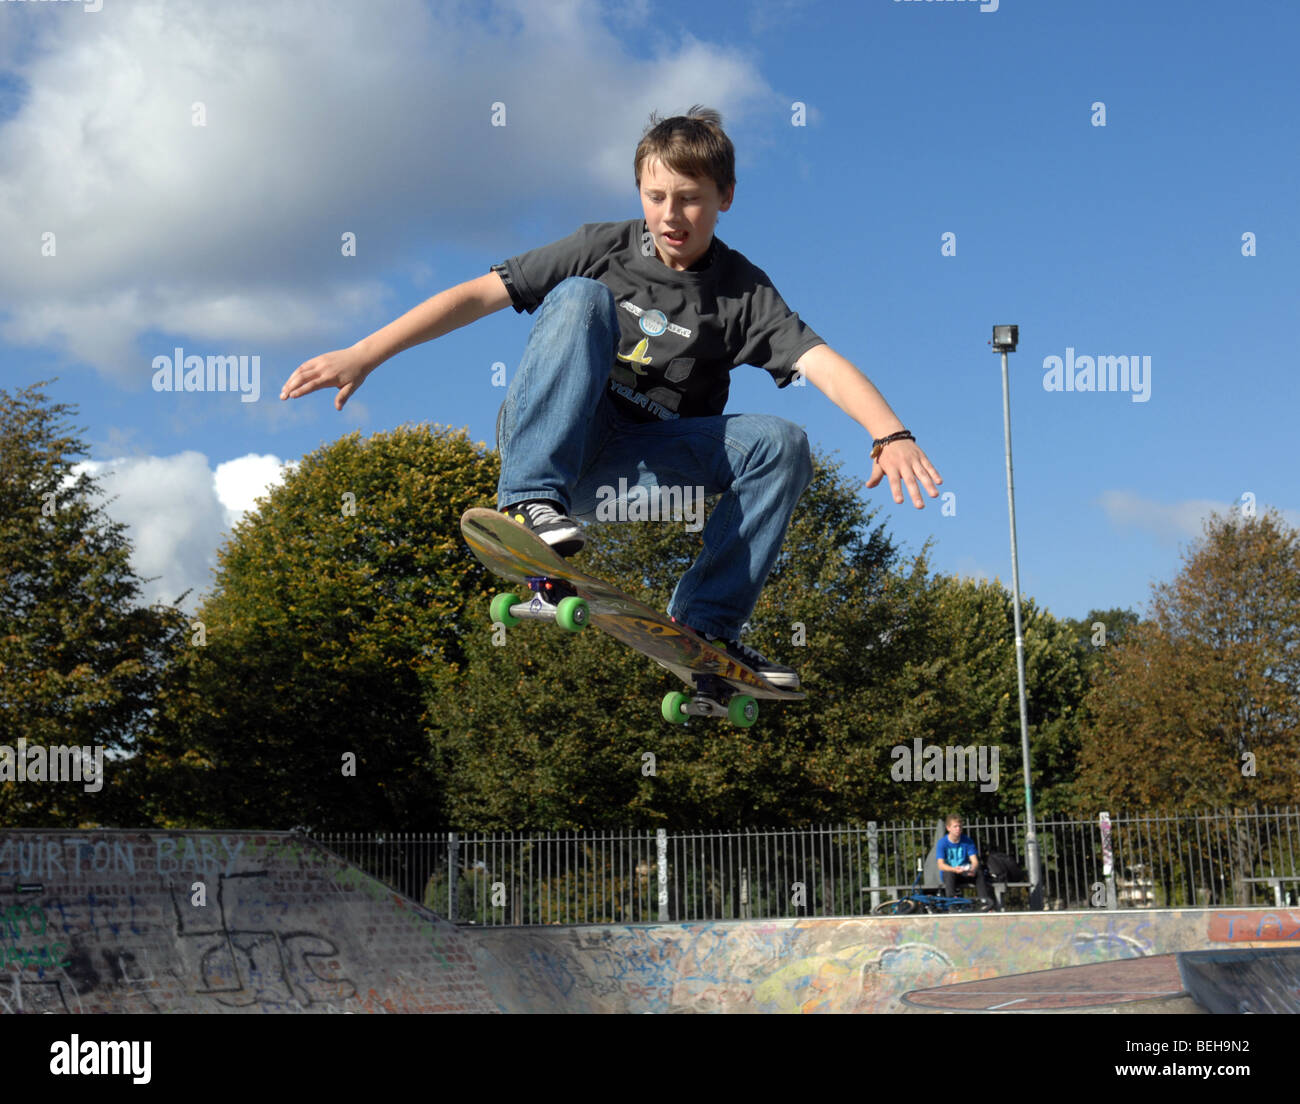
[865,438,942,509]
[280,345,374,411]
[792,346,944,509]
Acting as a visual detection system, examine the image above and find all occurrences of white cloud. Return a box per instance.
[1097,491,1300,543]
[0,0,772,380]
[212,453,297,529]
[74,451,292,611]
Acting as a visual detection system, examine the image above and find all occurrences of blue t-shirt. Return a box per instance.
[937,833,978,870]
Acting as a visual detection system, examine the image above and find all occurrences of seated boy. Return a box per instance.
[280,106,941,689]
[936,814,998,911]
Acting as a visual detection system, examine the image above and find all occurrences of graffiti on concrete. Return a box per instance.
[1,904,70,971]
[1050,930,1149,966]
[0,835,248,880]
[1,832,495,1014]
[1207,910,1300,943]
[173,871,359,1010]
[471,906,1292,1014]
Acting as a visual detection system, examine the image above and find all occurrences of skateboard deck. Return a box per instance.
[460,507,805,724]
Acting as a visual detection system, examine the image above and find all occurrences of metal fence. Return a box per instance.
[312,806,1300,926]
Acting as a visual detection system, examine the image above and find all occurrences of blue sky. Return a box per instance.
[2,0,1296,622]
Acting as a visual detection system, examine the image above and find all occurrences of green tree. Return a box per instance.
[1067,607,1141,649]
[1074,509,1300,812]
[841,573,1090,821]
[0,382,187,827]
[137,425,498,830]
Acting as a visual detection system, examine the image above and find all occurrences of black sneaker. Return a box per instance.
[501,499,585,557]
[703,632,800,691]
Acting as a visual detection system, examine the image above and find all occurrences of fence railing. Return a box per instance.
[312,806,1300,926]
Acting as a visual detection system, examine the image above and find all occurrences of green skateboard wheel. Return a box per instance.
[489,592,520,627]
[662,690,690,724]
[555,595,589,632]
[727,695,758,727]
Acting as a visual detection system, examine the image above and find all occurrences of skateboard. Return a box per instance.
[460,507,805,726]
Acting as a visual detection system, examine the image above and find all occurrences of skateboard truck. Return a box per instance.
[489,576,589,632]
[661,675,759,727]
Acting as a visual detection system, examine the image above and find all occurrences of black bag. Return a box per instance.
[986,851,1025,883]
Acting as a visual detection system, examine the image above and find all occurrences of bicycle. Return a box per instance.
[869,863,988,915]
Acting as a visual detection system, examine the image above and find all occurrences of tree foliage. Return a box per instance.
[0,382,186,827]
[839,573,1091,822]
[136,425,499,830]
[1074,509,1300,812]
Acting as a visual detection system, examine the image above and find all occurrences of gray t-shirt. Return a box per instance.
[491,219,825,423]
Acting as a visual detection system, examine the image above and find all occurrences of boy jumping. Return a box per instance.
[280,107,941,690]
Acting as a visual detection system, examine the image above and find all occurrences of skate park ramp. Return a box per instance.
[4,830,1299,1013]
[0,831,496,1013]
[902,947,1300,1013]
[1176,948,1300,1014]
[467,907,1300,1013]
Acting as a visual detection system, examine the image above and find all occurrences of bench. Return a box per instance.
[991,879,1032,908]
[864,830,1031,911]
[1242,875,1300,908]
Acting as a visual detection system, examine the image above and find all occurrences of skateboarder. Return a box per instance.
[280,107,941,690]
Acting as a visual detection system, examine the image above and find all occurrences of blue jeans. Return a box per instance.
[496,277,812,640]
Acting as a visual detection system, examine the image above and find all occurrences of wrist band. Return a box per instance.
[870,429,914,460]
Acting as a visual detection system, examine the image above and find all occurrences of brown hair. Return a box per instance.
[945,813,964,828]
[634,105,735,198]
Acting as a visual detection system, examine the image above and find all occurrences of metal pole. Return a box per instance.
[656,828,669,922]
[448,831,459,922]
[867,821,880,912]
[1000,347,1043,909]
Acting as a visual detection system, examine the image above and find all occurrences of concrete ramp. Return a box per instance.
[0,831,496,1013]
[6,830,1299,1014]
[469,907,1300,1013]
[1178,949,1300,1014]
[902,954,1190,1012]
[904,947,1300,1014]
